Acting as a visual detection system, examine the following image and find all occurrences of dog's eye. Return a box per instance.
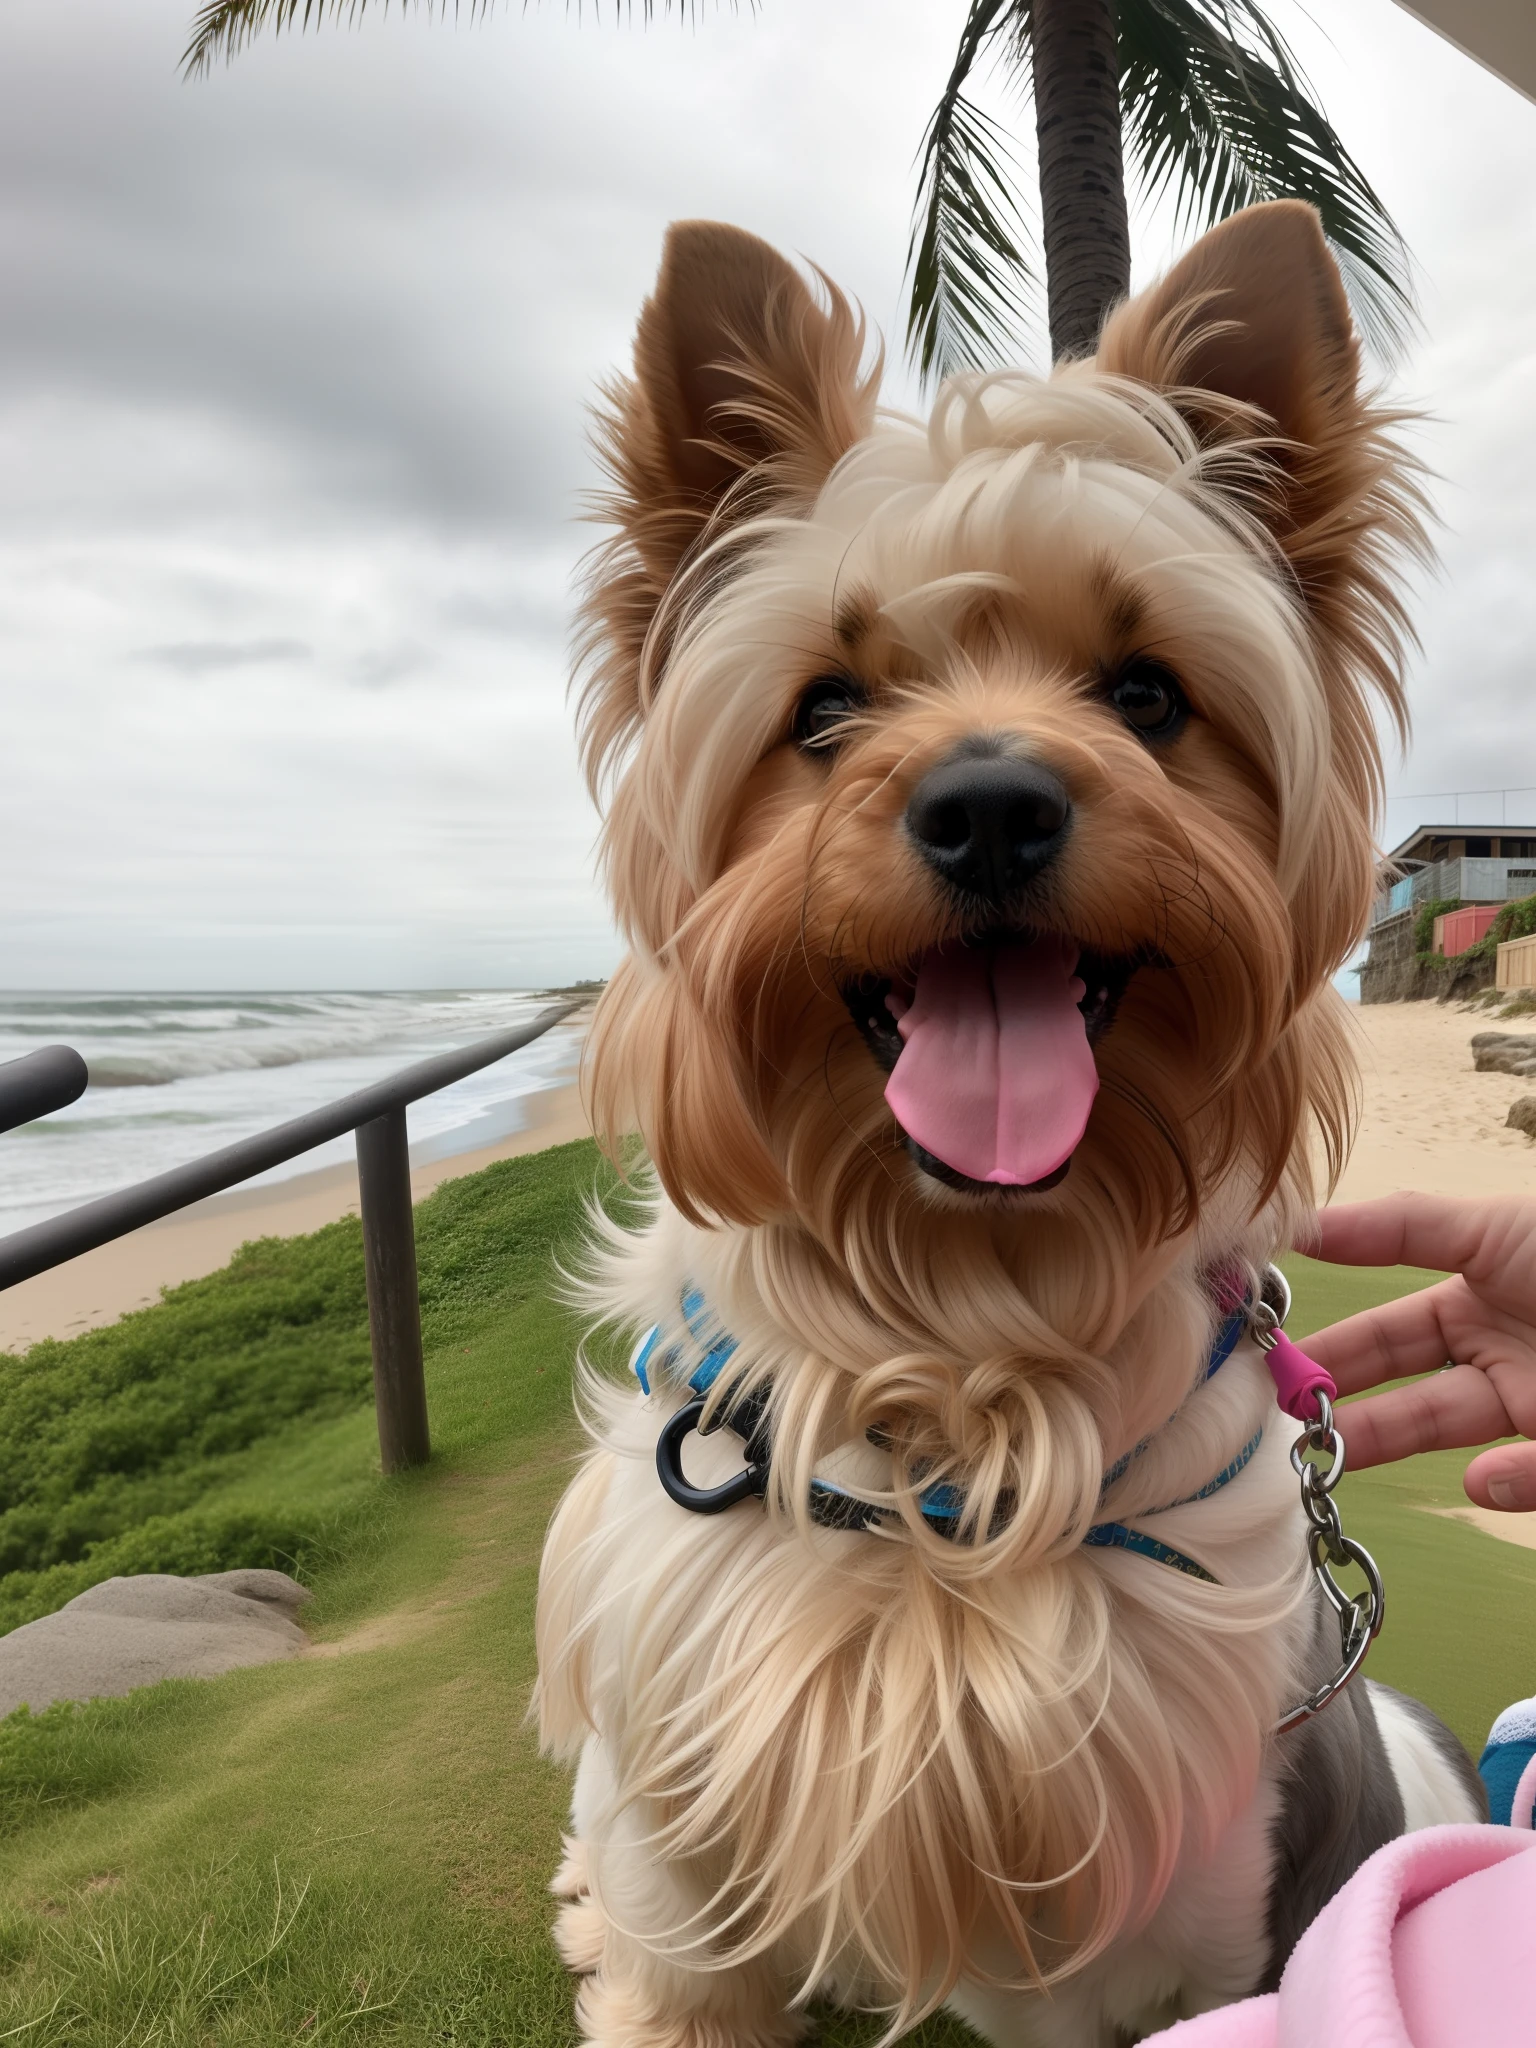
[793,676,863,750]
[1108,660,1186,742]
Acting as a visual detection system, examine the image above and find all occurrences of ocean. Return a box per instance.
[0,991,585,1237]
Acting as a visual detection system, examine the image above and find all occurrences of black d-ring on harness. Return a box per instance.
[639,1291,929,1533]
[654,1384,772,1516]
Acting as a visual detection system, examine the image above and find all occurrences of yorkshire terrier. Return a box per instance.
[536,201,1483,2047]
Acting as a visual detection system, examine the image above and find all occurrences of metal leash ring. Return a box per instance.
[1276,1520,1385,1734]
[1290,1389,1348,1499]
[1254,1274,1387,1735]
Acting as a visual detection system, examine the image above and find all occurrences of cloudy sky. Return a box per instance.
[3,0,1535,990]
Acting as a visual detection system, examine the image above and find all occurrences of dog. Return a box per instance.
[535,200,1486,2047]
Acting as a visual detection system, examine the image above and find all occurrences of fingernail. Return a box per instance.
[1487,1475,1535,1511]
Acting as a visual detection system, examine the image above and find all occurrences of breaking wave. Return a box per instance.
[0,989,585,1233]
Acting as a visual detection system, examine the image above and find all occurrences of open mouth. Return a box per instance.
[843,935,1135,1196]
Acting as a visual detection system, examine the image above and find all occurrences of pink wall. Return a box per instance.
[1438,905,1502,957]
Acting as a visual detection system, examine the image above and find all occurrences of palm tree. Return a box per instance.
[909,0,1409,370]
[182,0,1410,374]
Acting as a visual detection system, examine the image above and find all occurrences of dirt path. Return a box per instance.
[1426,1503,1536,1553]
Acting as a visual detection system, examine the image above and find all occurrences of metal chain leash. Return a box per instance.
[1247,1277,1386,1733]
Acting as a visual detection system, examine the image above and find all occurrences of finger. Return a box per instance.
[1305,1195,1492,1276]
[1335,1366,1513,1469]
[1300,1279,1467,1393]
[1465,1443,1536,1513]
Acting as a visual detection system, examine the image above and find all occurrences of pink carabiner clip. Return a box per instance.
[1266,1325,1336,1424]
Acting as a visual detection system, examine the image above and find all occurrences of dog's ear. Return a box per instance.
[1098,200,1354,463]
[1095,201,1413,635]
[1100,201,1421,998]
[578,222,876,791]
[631,221,869,508]
[1099,206,1414,729]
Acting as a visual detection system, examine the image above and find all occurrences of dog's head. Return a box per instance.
[579,203,1419,1296]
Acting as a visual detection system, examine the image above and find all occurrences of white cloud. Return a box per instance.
[2,0,1535,986]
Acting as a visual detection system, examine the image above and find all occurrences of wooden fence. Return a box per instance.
[1496,933,1536,991]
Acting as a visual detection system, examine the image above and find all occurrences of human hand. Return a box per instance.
[1297,1194,1536,1511]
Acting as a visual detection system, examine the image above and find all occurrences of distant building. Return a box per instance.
[1382,825,1536,869]
[1359,823,1536,1003]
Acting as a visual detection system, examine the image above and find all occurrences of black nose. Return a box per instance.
[905,749,1072,902]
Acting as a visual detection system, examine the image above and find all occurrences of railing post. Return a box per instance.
[355,1106,430,1474]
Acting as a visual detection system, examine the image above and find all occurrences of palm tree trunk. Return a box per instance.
[1031,0,1130,360]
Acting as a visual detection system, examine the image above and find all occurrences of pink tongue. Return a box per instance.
[884,937,1098,1187]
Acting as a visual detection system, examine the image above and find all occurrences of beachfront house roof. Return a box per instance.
[1384,825,1536,874]
[1390,2,1536,102]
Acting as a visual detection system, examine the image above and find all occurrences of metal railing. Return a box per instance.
[0,1003,577,1473]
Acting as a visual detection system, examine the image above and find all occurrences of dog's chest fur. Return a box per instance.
[536,1208,1374,2041]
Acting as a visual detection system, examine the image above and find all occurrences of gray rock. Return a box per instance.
[1508,1098,1536,1139]
[0,1569,312,1717]
[1471,1033,1536,1075]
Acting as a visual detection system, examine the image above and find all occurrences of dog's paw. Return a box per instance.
[554,1893,606,1975]
[574,1970,804,2048]
[551,1833,589,1901]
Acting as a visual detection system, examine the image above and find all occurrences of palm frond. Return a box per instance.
[904,0,1037,387]
[182,0,720,78]
[185,0,467,76]
[1117,0,1414,363]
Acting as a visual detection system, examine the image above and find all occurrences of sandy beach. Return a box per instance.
[1432,1505,1536,1553]
[1334,998,1536,1204]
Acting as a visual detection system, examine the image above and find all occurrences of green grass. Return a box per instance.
[0,1138,625,2045]
[0,1179,1525,2043]
[1285,1253,1536,1753]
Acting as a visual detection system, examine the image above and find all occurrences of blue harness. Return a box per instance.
[632,1288,1264,1581]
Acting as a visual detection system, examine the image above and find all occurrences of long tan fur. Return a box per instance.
[538,203,1425,2045]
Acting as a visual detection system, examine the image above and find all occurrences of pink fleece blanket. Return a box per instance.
[1147,1825,1536,2047]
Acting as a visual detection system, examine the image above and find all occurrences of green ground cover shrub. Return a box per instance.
[0,1171,1528,2044]
[0,1139,622,1634]
[1414,895,1462,957]
[1402,889,1536,997]
[1483,890,1536,952]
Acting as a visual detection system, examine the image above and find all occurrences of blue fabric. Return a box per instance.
[1082,1424,1263,1580]
[633,1288,738,1400]
[1488,1696,1536,1747]
[1205,1309,1248,1379]
[631,1325,662,1397]
[1181,1426,1264,1503]
[679,1286,739,1394]
[1096,1309,1247,1494]
[1479,1735,1536,1826]
[1080,1523,1218,1582]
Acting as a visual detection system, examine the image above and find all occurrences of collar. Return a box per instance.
[631,1279,1282,1571]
